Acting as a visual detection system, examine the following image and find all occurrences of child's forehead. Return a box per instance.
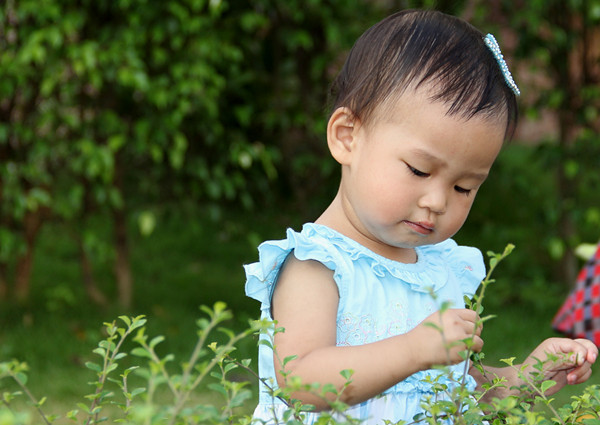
[362,87,444,126]
[368,85,507,130]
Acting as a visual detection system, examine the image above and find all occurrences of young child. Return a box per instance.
[244,9,598,424]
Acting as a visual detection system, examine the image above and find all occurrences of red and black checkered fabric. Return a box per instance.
[552,244,600,346]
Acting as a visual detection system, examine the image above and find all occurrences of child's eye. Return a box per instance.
[454,185,472,196]
[407,164,429,178]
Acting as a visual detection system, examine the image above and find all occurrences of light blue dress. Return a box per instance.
[244,223,485,424]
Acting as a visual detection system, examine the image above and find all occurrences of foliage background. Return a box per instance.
[0,0,599,415]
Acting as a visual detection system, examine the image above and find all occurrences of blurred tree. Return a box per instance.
[2,0,598,310]
[455,0,600,300]
[0,0,277,307]
[0,0,392,308]
[509,0,600,286]
[222,0,386,215]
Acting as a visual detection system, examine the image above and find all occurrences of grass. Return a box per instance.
[1,203,598,421]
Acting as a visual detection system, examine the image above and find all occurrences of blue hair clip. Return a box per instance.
[483,34,520,96]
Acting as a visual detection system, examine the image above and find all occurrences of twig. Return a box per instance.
[8,370,52,425]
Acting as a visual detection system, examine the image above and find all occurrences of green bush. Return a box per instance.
[2,305,599,424]
[2,248,600,424]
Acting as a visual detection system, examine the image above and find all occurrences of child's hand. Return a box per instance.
[411,308,483,367]
[522,337,598,395]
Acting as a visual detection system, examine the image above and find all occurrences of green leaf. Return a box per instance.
[131,348,153,359]
[106,363,119,374]
[76,402,92,415]
[500,357,516,366]
[131,388,146,397]
[340,369,354,381]
[439,300,453,312]
[85,362,102,373]
[207,382,227,396]
[15,372,28,385]
[541,379,557,394]
[99,340,116,351]
[93,348,107,357]
[36,396,47,407]
[118,316,131,328]
[114,352,127,361]
[479,314,496,323]
[283,355,298,366]
[503,243,515,256]
[423,322,443,332]
[130,316,147,330]
[223,362,238,374]
[149,336,165,349]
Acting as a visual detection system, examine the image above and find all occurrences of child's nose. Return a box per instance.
[418,186,447,214]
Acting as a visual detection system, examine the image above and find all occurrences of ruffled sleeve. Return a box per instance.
[430,239,486,298]
[243,237,288,309]
[244,226,349,315]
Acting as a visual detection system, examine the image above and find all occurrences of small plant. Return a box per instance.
[0,302,271,425]
[1,247,599,424]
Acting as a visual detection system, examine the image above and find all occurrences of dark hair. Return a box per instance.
[329,9,518,139]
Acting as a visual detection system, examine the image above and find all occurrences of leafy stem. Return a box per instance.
[1,360,52,425]
[84,315,147,425]
[462,244,515,380]
[502,356,567,425]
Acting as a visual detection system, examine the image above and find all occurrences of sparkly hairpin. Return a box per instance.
[483,33,520,96]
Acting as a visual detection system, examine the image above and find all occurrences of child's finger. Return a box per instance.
[567,362,593,385]
[455,308,478,318]
[572,338,598,363]
[549,338,595,366]
[471,334,484,353]
[458,309,482,334]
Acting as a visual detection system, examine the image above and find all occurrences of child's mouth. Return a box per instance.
[403,220,434,235]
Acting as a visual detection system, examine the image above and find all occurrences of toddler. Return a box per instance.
[245,9,597,424]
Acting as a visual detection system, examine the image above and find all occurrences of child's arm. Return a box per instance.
[471,337,598,400]
[271,255,483,410]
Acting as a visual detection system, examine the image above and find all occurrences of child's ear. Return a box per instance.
[327,107,358,165]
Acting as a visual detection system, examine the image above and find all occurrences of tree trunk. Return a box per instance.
[112,156,132,309]
[0,263,7,300]
[554,4,595,287]
[556,165,578,285]
[78,235,108,306]
[556,107,578,286]
[113,205,132,309]
[14,208,44,302]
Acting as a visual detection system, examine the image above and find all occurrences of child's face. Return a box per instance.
[338,89,505,260]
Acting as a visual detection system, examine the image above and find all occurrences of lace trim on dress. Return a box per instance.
[244,223,485,308]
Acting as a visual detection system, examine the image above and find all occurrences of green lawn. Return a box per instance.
[1,206,598,421]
